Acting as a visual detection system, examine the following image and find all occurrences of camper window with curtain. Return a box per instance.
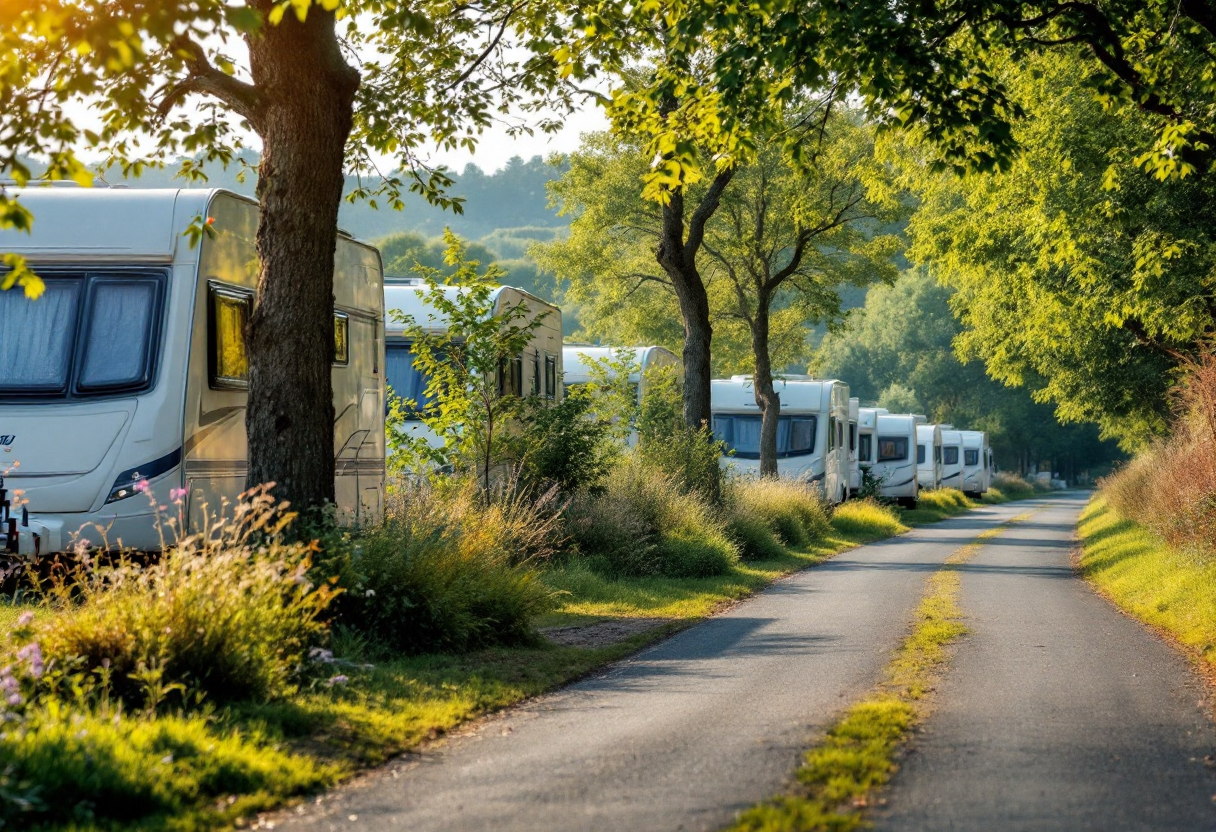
[0,271,163,398]
[545,355,557,399]
[860,434,873,463]
[943,446,959,465]
[497,356,523,397]
[384,342,439,418]
[878,436,909,462]
[209,285,251,388]
[333,312,349,365]
[964,449,979,466]
[711,414,816,459]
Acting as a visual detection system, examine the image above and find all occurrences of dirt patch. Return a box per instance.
[541,617,672,649]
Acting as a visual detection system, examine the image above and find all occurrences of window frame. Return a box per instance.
[917,444,926,465]
[0,268,167,402]
[207,282,254,391]
[964,449,980,467]
[859,433,873,464]
[711,413,818,460]
[877,435,909,462]
[333,311,350,366]
[943,446,960,466]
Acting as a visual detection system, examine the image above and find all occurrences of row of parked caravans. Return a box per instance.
[0,188,991,556]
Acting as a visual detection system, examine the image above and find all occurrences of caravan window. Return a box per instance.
[384,342,437,418]
[0,271,163,399]
[827,416,836,451]
[917,444,926,465]
[934,445,942,463]
[712,414,816,459]
[333,312,349,366]
[498,355,524,397]
[209,285,251,389]
[545,355,557,399]
[878,436,909,462]
[532,351,541,396]
[849,423,856,452]
[964,449,979,466]
[943,446,959,465]
[859,434,873,464]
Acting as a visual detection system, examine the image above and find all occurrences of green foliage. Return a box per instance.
[0,705,330,830]
[816,268,1124,474]
[565,458,740,579]
[507,393,619,494]
[724,478,831,549]
[33,488,334,709]
[895,50,1216,451]
[636,364,723,498]
[339,478,559,656]
[388,231,548,486]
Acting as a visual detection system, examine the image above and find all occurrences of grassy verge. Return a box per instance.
[727,517,1031,832]
[6,494,1033,830]
[1077,497,1216,669]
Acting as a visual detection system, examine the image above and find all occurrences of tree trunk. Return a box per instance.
[750,299,780,477]
[244,9,360,511]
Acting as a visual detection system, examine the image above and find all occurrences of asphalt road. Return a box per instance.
[275,501,1037,832]
[875,493,1216,832]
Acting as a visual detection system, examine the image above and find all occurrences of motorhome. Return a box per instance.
[0,187,385,555]
[383,280,562,453]
[848,398,860,497]
[939,427,964,490]
[960,430,991,498]
[872,414,920,507]
[853,405,880,497]
[562,345,679,444]
[710,376,851,503]
[916,424,944,489]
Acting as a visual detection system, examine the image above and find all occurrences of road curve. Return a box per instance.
[274,501,1036,832]
[875,493,1216,832]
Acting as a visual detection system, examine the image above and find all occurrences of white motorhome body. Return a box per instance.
[873,414,920,506]
[939,428,964,490]
[383,281,562,452]
[0,187,385,555]
[710,376,851,503]
[960,430,991,497]
[848,398,860,497]
[916,424,944,489]
[856,407,880,488]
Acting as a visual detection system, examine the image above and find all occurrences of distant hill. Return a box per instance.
[92,151,569,244]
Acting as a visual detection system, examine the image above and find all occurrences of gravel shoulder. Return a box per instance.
[271,501,1035,832]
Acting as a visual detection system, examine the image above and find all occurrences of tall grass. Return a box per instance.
[565,457,740,577]
[1103,352,1216,556]
[337,477,560,655]
[32,486,335,708]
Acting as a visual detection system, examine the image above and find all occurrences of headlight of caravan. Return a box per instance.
[105,449,183,504]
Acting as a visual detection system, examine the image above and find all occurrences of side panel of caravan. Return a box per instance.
[847,397,860,497]
[916,424,943,489]
[873,414,919,505]
[960,430,989,497]
[939,429,964,491]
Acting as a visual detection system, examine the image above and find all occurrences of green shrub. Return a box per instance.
[725,513,787,561]
[726,477,831,548]
[506,393,620,493]
[337,478,558,655]
[989,471,1036,501]
[918,488,971,511]
[637,364,723,499]
[566,458,740,578]
[36,486,336,708]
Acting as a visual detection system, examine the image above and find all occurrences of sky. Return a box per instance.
[424,107,610,173]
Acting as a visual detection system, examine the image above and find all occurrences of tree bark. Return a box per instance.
[244,7,360,511]
[750,296,780,477]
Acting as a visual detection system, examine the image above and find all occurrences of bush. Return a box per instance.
[566,458,740,578]
[34,486,335,708]
[337,477,559,655]
[506,390,620,494]
[637,364,723,499]
[990,471,1036,500]
[831,499,906,540]
[724,513,787,561]
[725,477,831,549]
[917,488,971,512]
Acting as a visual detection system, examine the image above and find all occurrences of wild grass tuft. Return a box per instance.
[725,477,831,548]
[566,457,740,578]
[337,477,560,656]
[831,499,907,541]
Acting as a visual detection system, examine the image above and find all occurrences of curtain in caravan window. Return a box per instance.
[79,281,157,390]
[964,449,979,466]
[385,344,433,416]
[0,280,80,393]
[943,446,959,465]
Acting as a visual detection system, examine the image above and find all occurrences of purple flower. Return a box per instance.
[15,612,33,627]
[134,479,150,493]
[170,487,188,502]
[16,643,43,678]
[325,674,349,687]
[5,692,19,707]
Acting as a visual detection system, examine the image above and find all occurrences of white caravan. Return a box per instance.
[939,427,964,490]
[855,406,880,495]
[916,424,944,489]
[710,376,851,503]
[873,414,920,506]
[383,280,562,452]
[0,187,385,555]
[960,430,991,498]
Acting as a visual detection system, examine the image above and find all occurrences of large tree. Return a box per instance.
[0,1,568,511]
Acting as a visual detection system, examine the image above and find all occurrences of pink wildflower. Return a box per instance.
[16,611,33,627]
[134,479,150,493]
[170,487,188,502]
[325,674,349,687]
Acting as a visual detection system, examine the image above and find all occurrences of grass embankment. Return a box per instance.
[727,517,1031,832]
[1077,497,1216,669]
